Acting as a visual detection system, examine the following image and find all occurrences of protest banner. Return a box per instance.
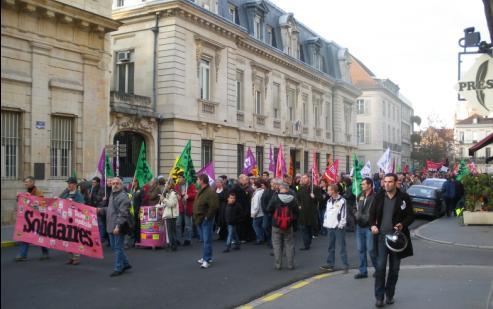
[13,193,103,259]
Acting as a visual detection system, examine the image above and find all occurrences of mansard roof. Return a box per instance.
[217,0,349,80]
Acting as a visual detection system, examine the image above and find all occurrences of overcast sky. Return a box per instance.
[270,0,489,128]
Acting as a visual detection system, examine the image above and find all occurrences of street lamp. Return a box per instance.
[457,27,492,101]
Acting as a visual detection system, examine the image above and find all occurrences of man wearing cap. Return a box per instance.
[15,176,49,262]
[59,177,85,265]
[369,173,414,307]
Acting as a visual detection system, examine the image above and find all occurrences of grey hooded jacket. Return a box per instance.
[100,189,131,234]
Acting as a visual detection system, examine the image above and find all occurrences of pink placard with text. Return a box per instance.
[13,193,103,259]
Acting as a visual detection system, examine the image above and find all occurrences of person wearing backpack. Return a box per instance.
[266,182,299,270]
[320,183,349,273]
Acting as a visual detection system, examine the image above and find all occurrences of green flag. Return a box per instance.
[71,169,78,179]
[105,152,114,177]
[456,160,470,181]
[351,154,363,197]
[396,164,402,173]
[135,143,154,187]
[176,140,197,185]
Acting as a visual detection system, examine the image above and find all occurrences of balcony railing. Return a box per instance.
[198,99,219,115]
[110,91,157,117]
[254,114,266,126]
[273,119,281,129]
[302,126,309,135]
[237,111,244,122]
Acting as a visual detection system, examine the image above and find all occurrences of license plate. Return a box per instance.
[414,208,424,213]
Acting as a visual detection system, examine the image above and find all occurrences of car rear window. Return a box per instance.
[408,186,435,198]
[422,179,445,188]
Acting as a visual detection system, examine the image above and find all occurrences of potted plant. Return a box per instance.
[461,174,493,225]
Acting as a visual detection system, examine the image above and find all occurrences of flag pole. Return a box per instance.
[104,151,107,199]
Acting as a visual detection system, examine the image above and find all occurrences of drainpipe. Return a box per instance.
[153,12,160,174]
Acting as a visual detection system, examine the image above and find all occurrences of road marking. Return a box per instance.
[238,306,254,309]
[262,293,284,302]
[313,273,331,280]
[289,281,309,289]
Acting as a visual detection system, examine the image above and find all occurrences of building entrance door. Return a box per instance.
[113,131,145,178]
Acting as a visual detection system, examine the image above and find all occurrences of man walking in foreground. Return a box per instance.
[193,174,219,269]
[370,173,414,307]
[98,177,132,277]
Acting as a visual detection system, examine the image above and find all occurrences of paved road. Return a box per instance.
[1,218,491,309]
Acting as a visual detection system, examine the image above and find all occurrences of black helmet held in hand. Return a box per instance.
[385,230,409,253]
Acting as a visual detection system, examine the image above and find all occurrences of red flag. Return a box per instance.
[288,156,294,177]
[275,145,286,178]
[453,163,459,175]
[324,159,339,184]
[425,160,444,172]
[311,152,320,186]
[403,165,409,174]
[468,162,478,174]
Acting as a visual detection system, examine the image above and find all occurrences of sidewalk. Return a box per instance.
[1,225,16,248]
[241,265,493,309]
[413,216,493,249]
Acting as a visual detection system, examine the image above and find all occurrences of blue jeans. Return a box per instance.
[108,233,130,272]
[226,224,239,247]
[375,234,401,300]
[356,226,377,275]
[177,214,193,242]
[98,217,108,242]
[252,217,265,243]
[18,242,48,258]
[199,218,214,262]
[326,228,348,268]
[262,215,272,246]
[319,209,327,235]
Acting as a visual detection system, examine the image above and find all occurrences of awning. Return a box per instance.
[469,132,493,156]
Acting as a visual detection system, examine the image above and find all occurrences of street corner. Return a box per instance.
[238,269,347,308]
[240,265,493,309]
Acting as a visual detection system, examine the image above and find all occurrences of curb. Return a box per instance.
[238,269,347,308]
[412,220,493,250]
[1,241,18,248]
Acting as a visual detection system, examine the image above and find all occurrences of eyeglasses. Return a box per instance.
[111,182,121,185]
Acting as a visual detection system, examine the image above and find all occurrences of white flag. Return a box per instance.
[361,161,372,178]
[439,166,449,173]
[377,148,391,173]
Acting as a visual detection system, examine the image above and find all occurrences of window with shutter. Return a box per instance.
[365,123,371,144]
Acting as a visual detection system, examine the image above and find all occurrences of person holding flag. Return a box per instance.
[297,174,322,251]
[174,140,197,246]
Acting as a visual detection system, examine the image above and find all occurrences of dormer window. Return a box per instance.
[228,4,239,24]
[266,25,273,45]
[254,15,262,40]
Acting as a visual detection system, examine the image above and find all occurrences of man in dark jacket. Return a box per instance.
[193,174,219,269]
[297,174,322,251]
[267,182,299,270]
[353,177,377,279]
[442,175,456,217]
[231,174,254,242]
[369,173,415,307]
[98,177,132,277]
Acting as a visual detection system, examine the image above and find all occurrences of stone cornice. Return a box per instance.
[112,0,360,93]
[1,0,121,32]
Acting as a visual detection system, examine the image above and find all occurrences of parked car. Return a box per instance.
[407,185,445,218]
[421,178,446,190]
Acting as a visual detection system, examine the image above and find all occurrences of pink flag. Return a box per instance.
[242,147,257,175]
[275,145,287,178]
[197,162,216,185]
[96,148,106,187]
[268,145,275,173]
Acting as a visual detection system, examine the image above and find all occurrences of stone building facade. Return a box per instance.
[110,0,360,180]
[0,0,120,224]
[350,55,414,171]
